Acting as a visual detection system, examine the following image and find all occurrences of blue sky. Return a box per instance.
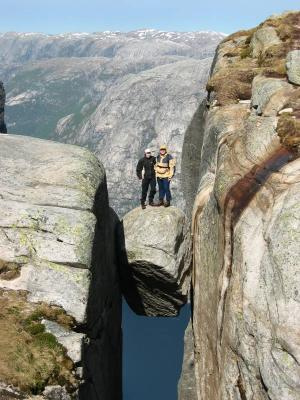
[1,0,299,34]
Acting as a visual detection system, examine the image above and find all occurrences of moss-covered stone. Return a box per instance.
[277,113,300,149]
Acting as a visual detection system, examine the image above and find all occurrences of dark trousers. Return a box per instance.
[157,178,171,201]
[141,177,156,203]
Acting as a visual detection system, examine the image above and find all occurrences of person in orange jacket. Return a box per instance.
[155,145,176,207]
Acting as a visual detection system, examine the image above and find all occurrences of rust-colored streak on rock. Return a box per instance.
[225,147,298,226]
[217,146,298,354]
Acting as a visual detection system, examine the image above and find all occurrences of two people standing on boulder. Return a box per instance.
[136,145,175,209]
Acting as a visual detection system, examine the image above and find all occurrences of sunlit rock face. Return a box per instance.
[286,50,300,85]
[120,206,191,317]
[179,11,300,400]
[0,135,122,400]
[0,30,225,215]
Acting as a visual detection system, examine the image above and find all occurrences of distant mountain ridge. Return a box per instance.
[0,29,225,39]
[0,29,225,64]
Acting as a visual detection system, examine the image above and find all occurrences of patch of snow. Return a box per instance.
[0,29,227,43]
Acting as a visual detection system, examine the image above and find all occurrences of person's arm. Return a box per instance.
[154,156,158,172]
[136,158,143,179]
[168,156,176,180]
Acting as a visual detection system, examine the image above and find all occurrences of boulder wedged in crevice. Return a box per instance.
[119,206,191,317]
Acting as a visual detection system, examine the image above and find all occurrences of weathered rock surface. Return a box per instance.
[286,50,300,85]
[179,11,300,400]
[120,206,191,316]
[250,26,281,57]
[0,135,122,399]
[0,81,7,133]
[0,29,225,215]
[251,75,292,115]
[43,386,71,400]
[0,135,103,322]
[0,384,72,400]
[0,382,39,399]
[42,320,84,364]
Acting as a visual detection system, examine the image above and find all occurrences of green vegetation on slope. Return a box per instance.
[0,289,76,395]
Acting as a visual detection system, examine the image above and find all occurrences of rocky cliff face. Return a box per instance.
[0,81,7,133]
[0,135,122,400]
[0,30,225,215]
[2,13,299,400]
[179,11,300,400]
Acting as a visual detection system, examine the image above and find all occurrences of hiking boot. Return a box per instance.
[141,202,146,209]
[157,199,164,207]
[149,201,156,206]
[164,201,170,207]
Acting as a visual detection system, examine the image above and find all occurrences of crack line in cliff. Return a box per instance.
[0,197,93,213]
[258,369,272,400]
[236,373,247,400]
[0,226,76,246]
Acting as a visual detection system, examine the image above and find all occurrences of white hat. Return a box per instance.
[144,148,151,153]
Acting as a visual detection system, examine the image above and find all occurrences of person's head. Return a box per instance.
[144,148,151,158]
[159,145,167,155]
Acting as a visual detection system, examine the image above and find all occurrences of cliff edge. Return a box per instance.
[180,11,300,400]
[0,134,122,400]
